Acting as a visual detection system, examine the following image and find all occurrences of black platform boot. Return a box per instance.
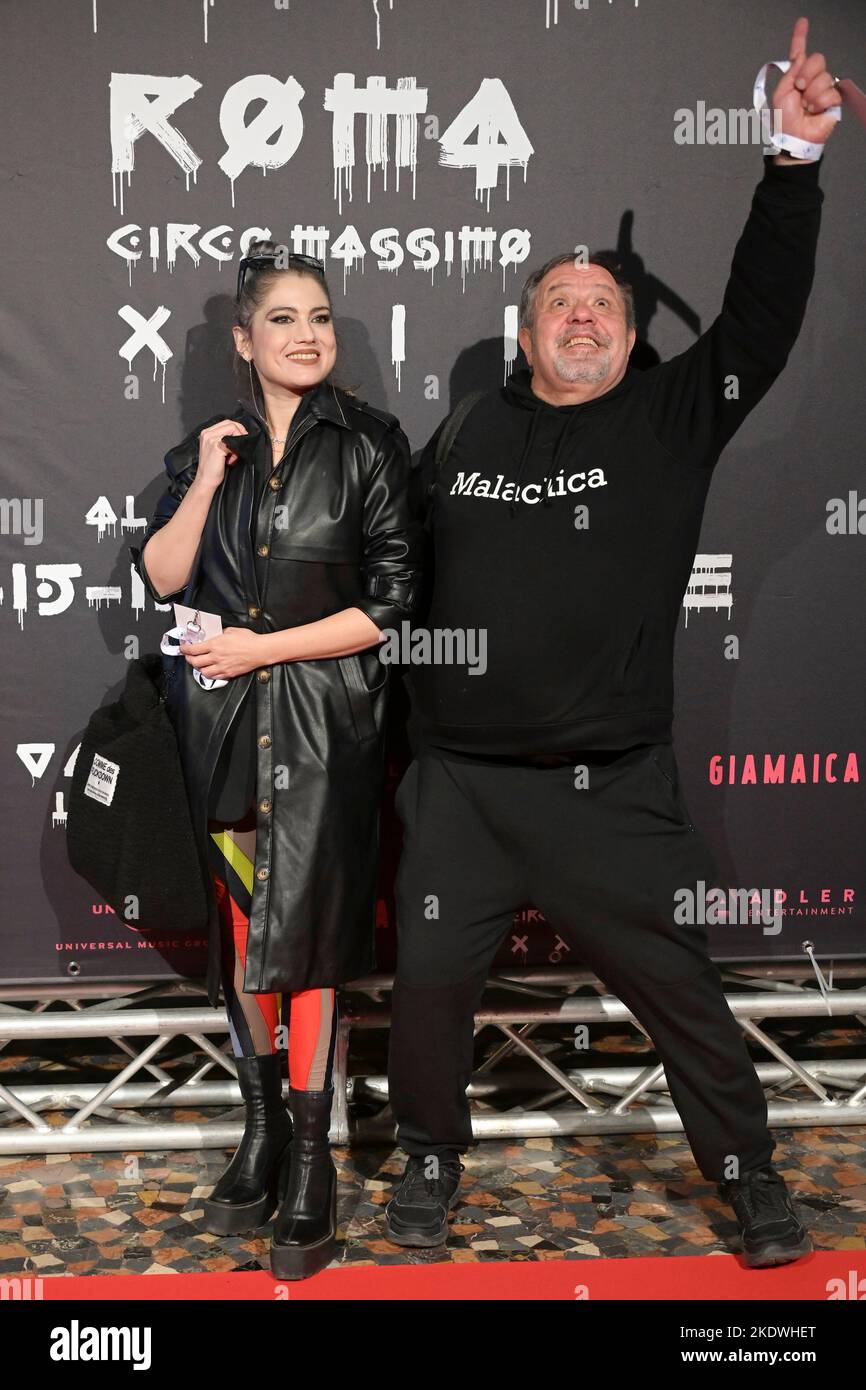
[269,1086,337,1280]
[200,1052,294,1236]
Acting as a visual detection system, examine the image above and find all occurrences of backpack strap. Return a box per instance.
[426,390,487,508]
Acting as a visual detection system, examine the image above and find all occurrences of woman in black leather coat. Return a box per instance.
[130,243,423,1279]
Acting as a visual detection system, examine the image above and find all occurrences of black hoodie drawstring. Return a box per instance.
[509,407,578,518]
[509,409,541,518]
[543,413,577,508]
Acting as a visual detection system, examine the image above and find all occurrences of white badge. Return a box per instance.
[160,606,229,688]
[173,603,224,640]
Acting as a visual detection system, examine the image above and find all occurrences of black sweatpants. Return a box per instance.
[387,742,775,1183]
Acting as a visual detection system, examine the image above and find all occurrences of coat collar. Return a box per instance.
[229,380,352,458]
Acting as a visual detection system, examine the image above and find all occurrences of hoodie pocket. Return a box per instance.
[393,757,420,826]
[650,748,695,832]
[615,619,645,695]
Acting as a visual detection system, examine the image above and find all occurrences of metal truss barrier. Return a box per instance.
[0,964,864,1155]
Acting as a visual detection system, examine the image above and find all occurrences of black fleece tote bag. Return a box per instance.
[68,527,210,934]
[67,650,209,933]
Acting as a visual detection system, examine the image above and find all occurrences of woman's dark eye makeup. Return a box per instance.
[271,313,331,324]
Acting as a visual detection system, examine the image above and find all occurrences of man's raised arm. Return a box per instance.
[642,16,839,468]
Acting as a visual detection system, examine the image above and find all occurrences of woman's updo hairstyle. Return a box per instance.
[232,239,358,397]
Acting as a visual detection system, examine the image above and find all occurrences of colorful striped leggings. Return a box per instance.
[206,805,338,1091]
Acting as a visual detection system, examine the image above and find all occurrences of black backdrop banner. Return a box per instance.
[1,0,864,992]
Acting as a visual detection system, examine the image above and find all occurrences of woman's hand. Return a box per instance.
[196,418,249,490]
[180,627,268,679]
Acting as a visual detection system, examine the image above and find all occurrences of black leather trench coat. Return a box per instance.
[129,382,422,1007]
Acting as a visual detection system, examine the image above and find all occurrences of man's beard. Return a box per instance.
[552,345,612,384]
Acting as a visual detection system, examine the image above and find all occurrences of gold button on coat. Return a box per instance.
[258,734,271,748]
[248,605,261,617]
[256,867,269,881]
[257,544,269,556]
[259,799,272,813]
[269,476,281,490]
[257,668,270,682]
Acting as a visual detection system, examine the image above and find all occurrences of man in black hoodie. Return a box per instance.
[385,18,839,1267]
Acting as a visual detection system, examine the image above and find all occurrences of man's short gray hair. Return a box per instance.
[519,251,636,335]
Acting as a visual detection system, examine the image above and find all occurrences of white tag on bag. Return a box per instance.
[84,752,120,806]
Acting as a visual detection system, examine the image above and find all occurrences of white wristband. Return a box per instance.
[753,60,841,160]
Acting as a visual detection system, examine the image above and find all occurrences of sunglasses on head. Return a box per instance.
[236,250,325,302]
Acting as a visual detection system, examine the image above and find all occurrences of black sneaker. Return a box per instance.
[384,1154,465,1248]
[718,1163,813,1268]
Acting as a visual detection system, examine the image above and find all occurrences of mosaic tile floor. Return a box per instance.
[2,1125,865,1278]
[3,998,865,1278]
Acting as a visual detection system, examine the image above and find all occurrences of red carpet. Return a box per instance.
[37,1250,865,1300]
